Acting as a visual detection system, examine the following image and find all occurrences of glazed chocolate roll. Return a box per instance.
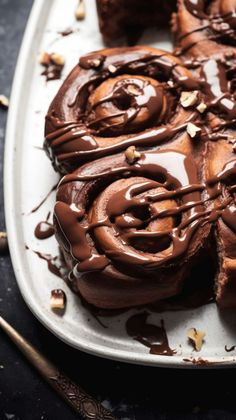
[173,0,236,60]
[96,0,176,45]
[204,138,236,308]
[44,46,201,174]
[54,148,211,309]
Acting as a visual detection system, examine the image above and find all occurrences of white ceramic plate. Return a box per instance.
[4,0,236,368]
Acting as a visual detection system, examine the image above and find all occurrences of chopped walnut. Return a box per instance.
[180,91,199,108]
[108,64,116,73]
[125,146,141,164]
[127,85,141,96]
[75,0,85,20]
[39,52,65,67]
[187,122,201,138]
[187,328,205,352]
[197,102,207,113]
[50,289,66,309]
[0,94,9,109]
[39,52,51,66]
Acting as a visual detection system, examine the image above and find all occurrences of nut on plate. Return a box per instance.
[39,52,65,67]
[187,328,205,351]
[187,122,201,138]
[180,91,199,108]
[75,0,85,20]
[39,52,51,66]
[50,289,66,309]
[197,102,207,113]
[125,146,141,164]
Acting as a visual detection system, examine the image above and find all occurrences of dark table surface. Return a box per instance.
[1,1,236,419]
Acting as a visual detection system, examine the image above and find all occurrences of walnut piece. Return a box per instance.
[125,146,141,164]
[180,91,199,108]
[75,0,85,20]
[50,289,66,309]
[0,94,9,109]
[197,102,207,113]
[187,328,205,352]
[50,53,65,66]
[39,52,51,66]
[108,64,116,73]
[187,122,201,138]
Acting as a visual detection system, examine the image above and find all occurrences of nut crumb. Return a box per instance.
[108,64,116,73]
[187,122,201,138]
[197,102,207,113]
[50,289,66,309]
[50,53,65,66]
[75,0,85,20]
[127,85,141,96]
[187,328,205,351]
[0,95,9,109]
[125,146,141,164]
[180,91,199,108]
[39,52,51,66]
[90,59,101,68]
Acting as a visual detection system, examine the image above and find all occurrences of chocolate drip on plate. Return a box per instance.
[126,312,175,356]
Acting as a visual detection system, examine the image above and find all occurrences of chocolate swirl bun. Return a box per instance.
[44,46,199,174]
[173,0,236,60]
[54,149,211,309]
[205,139,236,308]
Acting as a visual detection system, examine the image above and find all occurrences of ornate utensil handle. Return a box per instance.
[0,316,117,420]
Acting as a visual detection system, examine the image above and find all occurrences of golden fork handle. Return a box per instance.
[0,316,117,420]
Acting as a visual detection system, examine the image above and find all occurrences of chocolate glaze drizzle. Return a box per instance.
[55,149,236,272]
[125,312,175,356]
[176,0,236,57]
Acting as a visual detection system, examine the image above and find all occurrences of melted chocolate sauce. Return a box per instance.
[125,312,175,356]
[44,47,199,173]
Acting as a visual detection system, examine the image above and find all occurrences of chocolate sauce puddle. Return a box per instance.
[125,312,175,356]
[34,217,55,240]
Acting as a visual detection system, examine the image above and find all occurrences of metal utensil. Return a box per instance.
[0,316,117,420]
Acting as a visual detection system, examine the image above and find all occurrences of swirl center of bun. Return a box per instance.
[86,75,167,135]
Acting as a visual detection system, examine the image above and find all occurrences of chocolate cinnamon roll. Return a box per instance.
[44,46,200,174]
[173,0,236,60]
[54,149,211,309]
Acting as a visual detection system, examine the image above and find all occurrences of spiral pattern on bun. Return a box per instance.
[44,46,199,174]
[54,149,212,309]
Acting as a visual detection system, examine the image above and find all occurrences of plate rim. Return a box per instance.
[4,0,236,369]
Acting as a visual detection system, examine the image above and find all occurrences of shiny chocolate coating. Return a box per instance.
[54,148,214,309]
[44,46,199,174]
